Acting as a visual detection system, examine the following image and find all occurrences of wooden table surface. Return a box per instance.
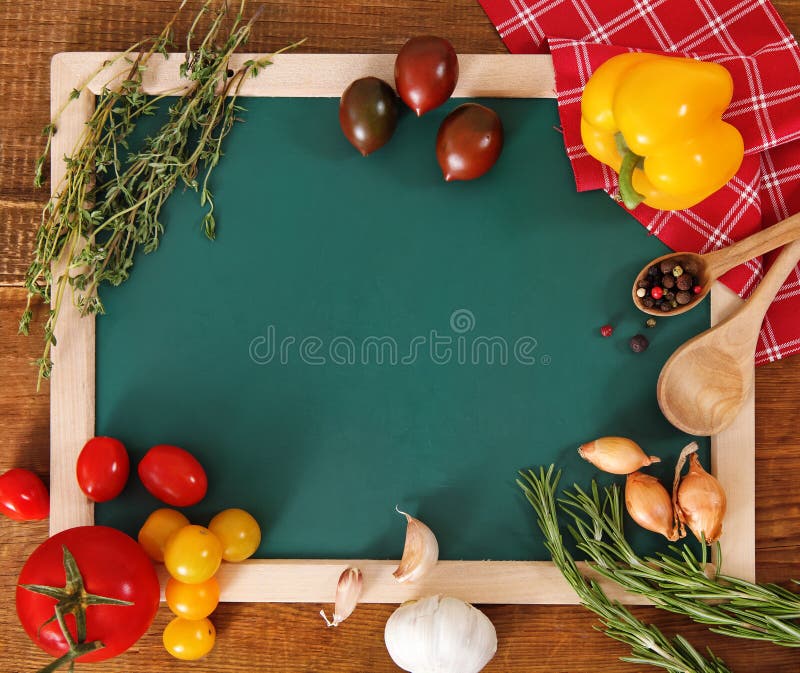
[2,1,800,671]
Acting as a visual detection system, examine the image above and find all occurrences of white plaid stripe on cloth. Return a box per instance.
[478,0,800,364]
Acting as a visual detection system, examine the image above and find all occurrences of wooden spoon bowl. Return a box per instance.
[657,238,800,436]
[633,211,800,317]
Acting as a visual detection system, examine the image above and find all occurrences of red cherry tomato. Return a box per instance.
[76,436,130,503]
[138,445,207,507]
[394,35,459,116]
[16,526,159,663]
[436,103,504,181]
[0,468,49,521]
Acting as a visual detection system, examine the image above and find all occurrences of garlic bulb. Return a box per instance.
[625,471,680,541]
[579,437,660,474]
[320,566,362,627]
[393,509,439,583]
[384,595,497,673]
[674,446,726,543]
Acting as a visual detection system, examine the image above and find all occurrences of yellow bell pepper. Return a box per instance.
[580,52,744,211]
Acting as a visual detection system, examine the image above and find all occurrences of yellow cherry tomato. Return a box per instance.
[165,576,220,620]
[163,616,216,660]
[163,525,222,583]
[208,508,262,562]
[137,508,190,562]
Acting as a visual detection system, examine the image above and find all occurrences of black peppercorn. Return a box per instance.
[648,265,660,277]
[660,302,673,312]
[643,297,655,308]
[662,275,675,289]
[683,260,700,275]
[675,290,692,305]
[659,259,676,275]
[630,334,649,352]
[637,278,651,289]
[676,274,693,291]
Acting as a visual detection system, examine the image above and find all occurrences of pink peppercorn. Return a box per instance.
[600,325,613,337]
[651,286,664,300]
[693,285,703,295]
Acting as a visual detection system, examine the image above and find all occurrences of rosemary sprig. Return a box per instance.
[558,479,800,647]
[519,467,732,673]
[21,0,303,386]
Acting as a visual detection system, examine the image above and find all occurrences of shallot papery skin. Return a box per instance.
[579,437,661,475]
[677,454,726,543]
[626,471,679,541]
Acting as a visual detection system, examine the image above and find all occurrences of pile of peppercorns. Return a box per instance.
[635,258,703,312]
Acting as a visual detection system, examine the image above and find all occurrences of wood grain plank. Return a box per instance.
[711,284,755,581]
[1,1,800,672]
[47,55,96,535]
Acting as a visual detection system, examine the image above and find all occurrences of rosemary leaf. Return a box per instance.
[556,477,800,647]
[519,467,732,673]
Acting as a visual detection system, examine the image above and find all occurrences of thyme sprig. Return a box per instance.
[21,0,302,386]
[557,478,800,647]
[519,467,732,673]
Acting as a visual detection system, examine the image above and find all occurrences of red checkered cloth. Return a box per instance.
[478,0,800,364]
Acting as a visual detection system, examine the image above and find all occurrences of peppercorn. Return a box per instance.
[646,317,657,328]
[651,286,664,300]
[672,265,684,277]
[637,278,651,289]
[660,302,672,312]
[683,260,700,275]
[659,259,676,275]
[662,275,675,289]
[664,291,675,302]
[693,285,703,295]
[630,334,649,352]
[675,290,692,305]
[676,273,693,291]
[600,325,613,337]
[648,265,660,277]
[636,287,647,298]
[643,297,655,308]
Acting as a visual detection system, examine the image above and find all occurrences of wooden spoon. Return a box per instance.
[633,211,800,316]
[657,237,800,436]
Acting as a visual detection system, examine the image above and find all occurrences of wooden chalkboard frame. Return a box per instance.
[48,52,756,604]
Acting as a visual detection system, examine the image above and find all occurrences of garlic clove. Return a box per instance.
[320,566,363,627]
[625,471,680,541]
[676,453,726,544]
[384,595,497,673]
[393,508,439,583]
[578,436,660,475]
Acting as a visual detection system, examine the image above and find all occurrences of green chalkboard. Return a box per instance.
[94,96,709,561]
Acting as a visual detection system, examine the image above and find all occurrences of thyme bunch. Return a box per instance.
[557,478,800,647]
[519,467,732,673]
[21,0,302,385]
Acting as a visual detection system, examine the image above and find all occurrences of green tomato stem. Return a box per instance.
[36,641,105,673]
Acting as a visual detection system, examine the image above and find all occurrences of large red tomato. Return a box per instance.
[138,445,208,507]
[16,526,159,663]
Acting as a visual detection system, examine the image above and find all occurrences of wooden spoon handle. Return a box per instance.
[703,211,800,279]
[734,238,800,324]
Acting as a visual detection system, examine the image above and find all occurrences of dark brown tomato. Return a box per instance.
[339,77,399,156]
[394,36,458,116]
[436,103,504,181]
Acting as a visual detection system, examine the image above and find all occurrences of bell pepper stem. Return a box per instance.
[615,134,646,210]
